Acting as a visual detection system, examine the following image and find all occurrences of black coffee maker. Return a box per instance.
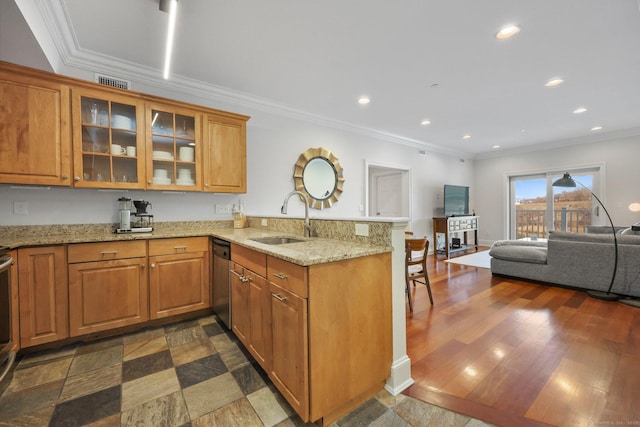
[131,200,153,231]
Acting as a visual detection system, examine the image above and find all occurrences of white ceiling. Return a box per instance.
[11,0,640,156]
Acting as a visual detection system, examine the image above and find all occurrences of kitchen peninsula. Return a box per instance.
[1,219,393,425]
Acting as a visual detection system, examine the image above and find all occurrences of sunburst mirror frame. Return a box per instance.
[293,147,345,210]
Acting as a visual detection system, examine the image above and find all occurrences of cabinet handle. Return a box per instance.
[174,245,188,251]
[272,293,287,302]
[204,183,209,187]
[62,175,69,179]
[74,176,81,182]
[150,263,156,268]
[148,180,152,185]
[272,273,288,280]
[141,264,146,269]
[240,276,249,283]
[100,251,118,256]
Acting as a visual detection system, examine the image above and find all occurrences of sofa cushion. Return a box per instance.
[489,240,547,264]
[586,225,627,234]
[550,230,640,245]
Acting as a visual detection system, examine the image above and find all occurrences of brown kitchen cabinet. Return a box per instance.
[0,61,249,193]
[230,261,250,344]
[71,88,146,188]
[17,246,69,348]
[146,103,202,191]
[67,241,148,336]
[230,245,272,370]
[0,62,72,186]
[230,244,392,425]
[204,113,248,193]
[269,280,309,419]
[148,237,210,319]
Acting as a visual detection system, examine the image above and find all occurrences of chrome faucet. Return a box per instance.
[281,191,312,237]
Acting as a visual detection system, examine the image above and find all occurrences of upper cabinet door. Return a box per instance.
[71,88,145,188]
[204,114,247,193]
[0,66,72,186]
[146,104,202,191]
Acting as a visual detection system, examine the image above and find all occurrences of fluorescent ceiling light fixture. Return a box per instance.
[162,0,178,79]
[496,25,520,40]
[358,96,370,105]
[573,107,588,114]
[544,78,564,87]
[420,119,432,126]
[462,134,471,140]
[590,126,603,131]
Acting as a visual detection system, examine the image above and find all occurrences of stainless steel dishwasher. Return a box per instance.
[212,238,231,328]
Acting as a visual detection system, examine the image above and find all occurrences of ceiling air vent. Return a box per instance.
[94,73,131,90]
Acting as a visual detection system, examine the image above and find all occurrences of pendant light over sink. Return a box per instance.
[159,0,178,80]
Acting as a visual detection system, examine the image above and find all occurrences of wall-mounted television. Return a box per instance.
[444,184,470,217]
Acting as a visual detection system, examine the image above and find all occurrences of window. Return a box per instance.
[508,167,603,239]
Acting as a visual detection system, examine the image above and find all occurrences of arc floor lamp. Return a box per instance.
[552,172,619,301]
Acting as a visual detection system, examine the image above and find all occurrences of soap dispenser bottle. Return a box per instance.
[232,200,247,229]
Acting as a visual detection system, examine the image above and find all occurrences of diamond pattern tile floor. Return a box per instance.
[0,314,494,426]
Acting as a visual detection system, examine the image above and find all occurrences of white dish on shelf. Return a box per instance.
[152,151,174,160]
[176,179,195,186]
[112,115,134,130]
[152,177,172,185]
[153,168,168,179]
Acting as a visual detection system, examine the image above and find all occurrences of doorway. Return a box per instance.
[366,162,411,218]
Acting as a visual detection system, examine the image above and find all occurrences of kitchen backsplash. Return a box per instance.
[0,218,392,247]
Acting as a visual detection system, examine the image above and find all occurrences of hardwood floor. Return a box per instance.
[404,249,640,427]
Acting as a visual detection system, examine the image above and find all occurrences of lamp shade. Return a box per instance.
[552,173,577,188]
[629,202,640,213]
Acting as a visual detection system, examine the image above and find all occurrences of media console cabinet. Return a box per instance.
[432,216,479,258]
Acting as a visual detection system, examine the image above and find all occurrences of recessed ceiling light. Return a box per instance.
[544,78,564,87]
[358,96,370,105]
[492,145,501,149]
[590,126,603,131]
[496,25,520,40]
[573,107,588,114]
[420,119,432,126]
[462,134,471,140]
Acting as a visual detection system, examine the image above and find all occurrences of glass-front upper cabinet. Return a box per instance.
[146,104,201,190]
[71,89,145,188]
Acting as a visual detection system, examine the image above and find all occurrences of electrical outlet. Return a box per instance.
[13,201,28,215]
[355,223,369,236]
[215,204,231,214]
[261,218,268,226]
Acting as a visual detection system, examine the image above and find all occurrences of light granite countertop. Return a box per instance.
[0,224,390,266]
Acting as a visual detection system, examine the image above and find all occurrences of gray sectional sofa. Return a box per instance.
[490,228,640,297]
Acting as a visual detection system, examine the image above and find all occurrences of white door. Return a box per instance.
[374,173,403,216]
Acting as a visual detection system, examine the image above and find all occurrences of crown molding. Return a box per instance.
[474,127,640,160]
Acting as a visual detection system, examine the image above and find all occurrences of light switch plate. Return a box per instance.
[355,223,369,236]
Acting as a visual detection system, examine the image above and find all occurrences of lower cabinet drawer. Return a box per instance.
[68,240,147,263]
[267,256,308,298]
[148,237,208,256]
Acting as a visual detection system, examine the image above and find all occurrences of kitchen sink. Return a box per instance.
[250,236,306,245]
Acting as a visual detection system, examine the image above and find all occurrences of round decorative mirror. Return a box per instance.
[293,147,344,209]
